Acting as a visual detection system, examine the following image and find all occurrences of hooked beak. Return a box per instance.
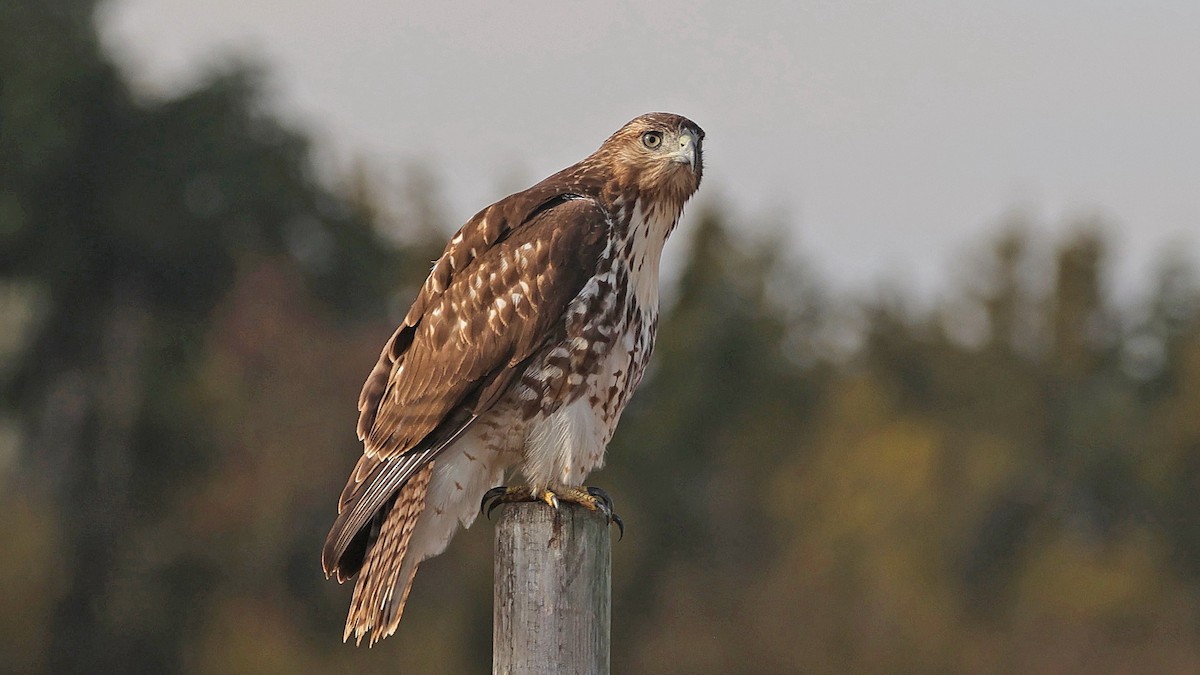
[671,129,698,166]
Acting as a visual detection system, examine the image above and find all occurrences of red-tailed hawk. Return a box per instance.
[322,112,704,644]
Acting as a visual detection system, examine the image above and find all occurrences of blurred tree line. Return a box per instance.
[3,2,1200,673]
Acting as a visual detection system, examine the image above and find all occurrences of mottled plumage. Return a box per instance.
[323,112,704,644]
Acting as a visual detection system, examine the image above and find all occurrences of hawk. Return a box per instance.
[322,112,704,645]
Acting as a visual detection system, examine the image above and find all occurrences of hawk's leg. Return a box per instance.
[481,485,624,538]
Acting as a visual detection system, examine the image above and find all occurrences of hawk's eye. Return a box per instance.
[642,131,663,149]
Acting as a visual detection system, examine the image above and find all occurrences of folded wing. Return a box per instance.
[322,191,610,579]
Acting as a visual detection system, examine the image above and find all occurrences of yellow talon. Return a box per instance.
[481,485,624,538]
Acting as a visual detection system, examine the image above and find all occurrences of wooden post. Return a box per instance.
[493,502,611,675]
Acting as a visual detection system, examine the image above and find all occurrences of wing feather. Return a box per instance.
[323,192,609,578]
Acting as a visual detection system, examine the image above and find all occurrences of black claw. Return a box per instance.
[585,486,624,540]
[586,486,615,511]
[481,486,507,519]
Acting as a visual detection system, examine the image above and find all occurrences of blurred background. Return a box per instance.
[3,1,1200,673]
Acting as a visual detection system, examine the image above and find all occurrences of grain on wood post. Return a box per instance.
[493,501,611,675]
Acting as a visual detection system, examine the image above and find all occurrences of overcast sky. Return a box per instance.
[99,1,1200,301]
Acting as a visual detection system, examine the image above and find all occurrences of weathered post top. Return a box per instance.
[493,502,612,675]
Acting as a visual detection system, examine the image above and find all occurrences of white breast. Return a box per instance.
[520,286,657,489]
[516,200,677,490]
[626,201,678,310]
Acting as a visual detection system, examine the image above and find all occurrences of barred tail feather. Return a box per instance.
[345,462,435,646]
[343,430,514,645]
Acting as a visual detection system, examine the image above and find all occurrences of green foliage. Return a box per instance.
[3,3,1200,673]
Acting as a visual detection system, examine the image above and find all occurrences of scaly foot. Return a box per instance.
[481,485,624,539]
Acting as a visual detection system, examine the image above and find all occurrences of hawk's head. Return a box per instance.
[590,112,704,214]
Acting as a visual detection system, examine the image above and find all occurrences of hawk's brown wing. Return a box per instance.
[322,192,609,579]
